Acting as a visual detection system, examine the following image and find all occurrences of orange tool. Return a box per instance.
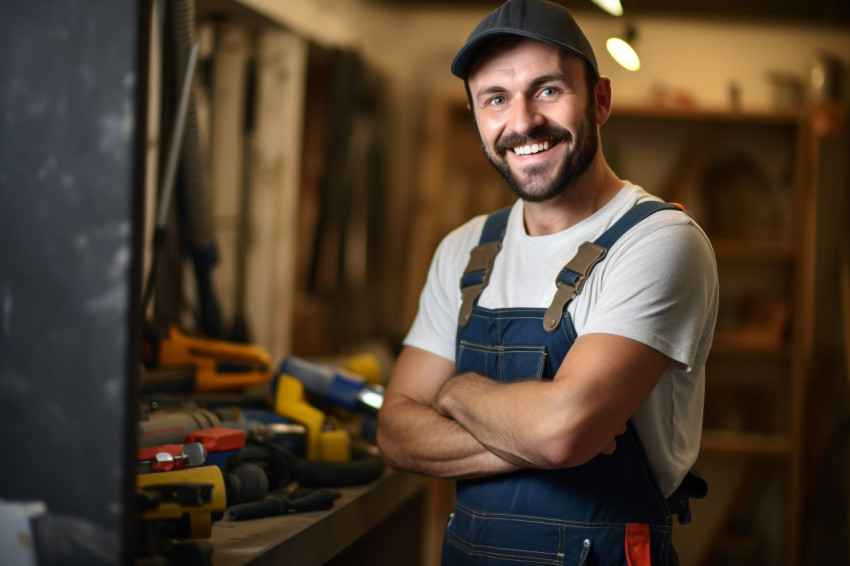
[143,323,272,392]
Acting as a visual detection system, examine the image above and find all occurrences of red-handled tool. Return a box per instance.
[186,427,247,453]
[137,442,207,473]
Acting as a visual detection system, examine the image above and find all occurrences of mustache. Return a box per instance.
[494,125,571,155]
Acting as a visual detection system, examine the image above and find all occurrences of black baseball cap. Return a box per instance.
[451,0,599,80]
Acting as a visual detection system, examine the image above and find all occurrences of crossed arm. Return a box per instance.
[376,332,671,480]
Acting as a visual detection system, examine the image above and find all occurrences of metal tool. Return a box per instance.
[137,442,207,473]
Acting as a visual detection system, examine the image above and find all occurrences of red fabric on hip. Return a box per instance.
[625,523,651,566]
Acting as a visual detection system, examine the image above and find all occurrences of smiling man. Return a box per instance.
[376,1,719,564]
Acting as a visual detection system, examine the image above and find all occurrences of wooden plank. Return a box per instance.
[209,24,251,337]
[401,94,453,332]
[700,430,790,457]
[245,29,307,362]
[786,105,818,566]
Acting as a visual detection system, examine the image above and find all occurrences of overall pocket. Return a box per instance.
[443,505,566,565]
[457,341,550,381]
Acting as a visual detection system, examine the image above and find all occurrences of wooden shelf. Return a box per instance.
[711,239,797,262]
[611,105,803,126]
[710,332,790,356]
[701,430,791,457]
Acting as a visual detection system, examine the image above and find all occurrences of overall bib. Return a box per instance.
[442,202,705,566]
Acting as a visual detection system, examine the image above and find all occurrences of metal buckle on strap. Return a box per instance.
[458,241,501,327]
[542,242,607,332]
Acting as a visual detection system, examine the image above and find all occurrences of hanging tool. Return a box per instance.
[140,40,199,318]
[168,0,222,337]
[141,0,222,336]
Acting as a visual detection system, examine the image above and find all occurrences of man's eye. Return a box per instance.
[489,96,506,106]
[541,87,558,97]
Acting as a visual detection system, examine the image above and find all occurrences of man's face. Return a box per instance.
[467,38,598,203]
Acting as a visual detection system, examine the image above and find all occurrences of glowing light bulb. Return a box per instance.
[590,0,624,16]
[607,37,640,71]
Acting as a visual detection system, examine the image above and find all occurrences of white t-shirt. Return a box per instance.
[404,183,719,497]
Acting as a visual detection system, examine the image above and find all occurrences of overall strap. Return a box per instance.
[543,201,682,332]
[458,206,511,328]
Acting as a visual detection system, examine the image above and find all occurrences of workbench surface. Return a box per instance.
[209,469,428,565]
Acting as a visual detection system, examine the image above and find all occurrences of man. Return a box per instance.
[376,1,718,564]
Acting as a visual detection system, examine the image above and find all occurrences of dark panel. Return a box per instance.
[0,1,147,564]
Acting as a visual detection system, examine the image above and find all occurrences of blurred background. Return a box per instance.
[2,1,850,564]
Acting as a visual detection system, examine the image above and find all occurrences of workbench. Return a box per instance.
[209,469,429,565]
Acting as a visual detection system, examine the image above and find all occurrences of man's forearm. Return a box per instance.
[434,371,573,469]
[377,395,520,479]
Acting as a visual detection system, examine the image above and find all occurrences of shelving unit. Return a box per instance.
[605,105,812,566]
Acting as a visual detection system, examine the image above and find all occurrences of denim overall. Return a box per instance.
[442,202,706,566]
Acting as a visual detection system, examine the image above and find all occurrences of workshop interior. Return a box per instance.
[1,0,850,564]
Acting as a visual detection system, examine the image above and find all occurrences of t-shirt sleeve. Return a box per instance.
[577,214,719,371]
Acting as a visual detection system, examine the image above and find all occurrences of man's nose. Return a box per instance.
[509,97,544,134]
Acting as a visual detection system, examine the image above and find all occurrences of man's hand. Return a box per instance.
[601,423,628,455]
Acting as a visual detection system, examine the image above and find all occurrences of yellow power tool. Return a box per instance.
[273,374,350,462]
[136,465,227,540]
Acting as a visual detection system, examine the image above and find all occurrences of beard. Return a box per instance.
[483,100,599,203]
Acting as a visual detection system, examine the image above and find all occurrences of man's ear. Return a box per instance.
[594,77,613,125]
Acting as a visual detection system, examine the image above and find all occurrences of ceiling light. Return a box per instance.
[590,0,624,16]
[606,25,640,71]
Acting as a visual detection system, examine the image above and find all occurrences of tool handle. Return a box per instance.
[225,498,288,521]
[286,489,341,512]
[300,453,384,488]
